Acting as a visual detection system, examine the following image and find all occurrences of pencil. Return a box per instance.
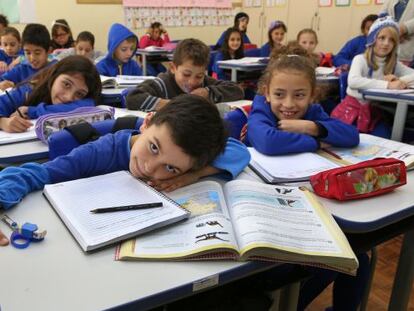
[321,148,342,160]
[90,202,163,214]
[5,90,25,118]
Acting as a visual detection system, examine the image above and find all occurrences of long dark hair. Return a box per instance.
[220,27,244,60]
[24,55,102,106]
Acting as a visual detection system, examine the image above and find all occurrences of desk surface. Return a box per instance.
[0,190,275,310]
[0,140,48,164]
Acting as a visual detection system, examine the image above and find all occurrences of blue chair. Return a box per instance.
[208,50,218,76]
[244,48,261,57]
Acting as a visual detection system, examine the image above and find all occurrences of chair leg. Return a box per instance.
[359,247,378,311]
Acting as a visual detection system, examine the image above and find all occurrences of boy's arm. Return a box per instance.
[27,98,95,119]
[0,86,27,117]
[126,78,167,111]
[204,75,244,103]
[0,64,22,84]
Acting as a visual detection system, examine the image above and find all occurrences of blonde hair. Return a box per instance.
[365,26,399,75]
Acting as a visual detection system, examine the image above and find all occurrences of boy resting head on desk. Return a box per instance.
[0,94,250,244]
[125,38,244,112]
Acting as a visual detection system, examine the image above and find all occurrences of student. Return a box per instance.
[0,23,55,91]
[331,16,414,138]
[246,51,359,155]
[0,27,23,72]
[139,22,170,76]
[126,38,244,111]
[333,14,378,69]
[56,31,103,61]
[0,14,9,33]
[212,27,244,80]
[260,20,287,57]
[50,19,75,51]
[215,12,251,49]
[96,23,142,77]
[0,55,101,133]
[297,28,322,67]
[0,94,250,214]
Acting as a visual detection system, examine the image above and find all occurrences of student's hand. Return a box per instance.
[0,116,33,133]
[191,88,209,98]
[8,57,21,70]
[0,229,9,246]
[0,61,8,72]
[388,79,408,90]
[278,120,319,136]
[0,80,15,91]
[10,106,29,119]
[384,74,398,82]
[156,99,170,111]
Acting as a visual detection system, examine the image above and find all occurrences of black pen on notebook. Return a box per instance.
[90,202,163,214]
[5,90,25,118]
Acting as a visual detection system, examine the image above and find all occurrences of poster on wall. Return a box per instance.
[0,0,36,23]
[266,0,287,7]
[319,0,333,7]
[335,0,350,6]
[244,0,262,7]
[354,0,371,5]
[374,0,384,4]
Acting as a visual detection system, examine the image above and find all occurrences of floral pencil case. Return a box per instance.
[35,106,114,144]
[310,158,406,201]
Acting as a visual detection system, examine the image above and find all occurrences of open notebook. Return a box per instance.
[100,75,155,88]
[0,122,37,145]
[43,171,190,251]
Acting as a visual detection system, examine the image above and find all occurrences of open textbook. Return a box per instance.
[43,171,190,252]
[116,179,358,275]
[100,75,155,88]
[249,134,414,184]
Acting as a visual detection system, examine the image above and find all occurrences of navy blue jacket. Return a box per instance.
[246,95,359,155]
[333,35,367,67]
[96,23,142,77]
[0,49,24,66]
[0,59,56,84]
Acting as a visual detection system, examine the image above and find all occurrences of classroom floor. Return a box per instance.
[306,235,414,311]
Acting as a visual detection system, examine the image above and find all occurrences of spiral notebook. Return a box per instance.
[43,171,190,252]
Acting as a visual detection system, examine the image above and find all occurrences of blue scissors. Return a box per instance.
[1,215,47,249]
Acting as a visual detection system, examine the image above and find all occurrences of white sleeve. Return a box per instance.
[348,55,388,90]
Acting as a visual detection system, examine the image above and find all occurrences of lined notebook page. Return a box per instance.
[0,122,37,145]
[44,171,189,251]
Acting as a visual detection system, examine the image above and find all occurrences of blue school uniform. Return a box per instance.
[96,23,142,77]
[212,51,229,80]
[0,59,56,84]
[0,83,95,119]
[0,49,24,66]
[0,130,250,209]
[259,43,271,57]
[246,95,359,155]
[333,35,367,67]
[215,31,251,49]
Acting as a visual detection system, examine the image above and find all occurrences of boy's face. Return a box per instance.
[50,73,88,104]
[228,32,242,52]
[374,27,395,58]
[114,40,136,63]
[298,33,317,53]
[271,28,285,45]
[75,40,93,58]
[265,70,313,120]
[170,60,206,93]
[1,34,20,57]
[23,44,49,69]
[129,123,193,181]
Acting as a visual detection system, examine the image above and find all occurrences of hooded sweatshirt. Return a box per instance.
[96,23,142,77]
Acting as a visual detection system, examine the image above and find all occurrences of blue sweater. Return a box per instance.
[0,130,250,209]
[216,31,251,48]
[260,43,271,57]
[0,59,56,84]
[96,23,142,77]
[246,95,359,155]
[212,51,229,80]
[0,49,24,66]
[333,35,367,67]
[0,83,95,119]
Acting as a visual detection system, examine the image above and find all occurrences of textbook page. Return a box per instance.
[218,57,266,65]
[224,180,358,273]
[0,121,37,145]
[44,171,189,251]
[325,134,414,169]
[119,180,240,259]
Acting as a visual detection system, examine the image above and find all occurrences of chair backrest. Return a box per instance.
[208,50,218,76]
[244,48,261,57]
[223,105,251,140]
[339,71,349,101]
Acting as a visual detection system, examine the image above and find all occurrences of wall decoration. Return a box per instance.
[319,0,333,7]
[335,0,350,6]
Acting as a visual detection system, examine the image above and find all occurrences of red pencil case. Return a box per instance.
[310,158,406,201]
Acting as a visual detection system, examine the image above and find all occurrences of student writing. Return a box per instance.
[50,19,75,51]
[96,23,142,77]
[246,48,359,155]
[0,55,101,133]
[56,31,103,62]
[125,38,244,111]
[0,24,56,91]
[0,94,250,209]
[331,16,414,138]
[0,27,23,73]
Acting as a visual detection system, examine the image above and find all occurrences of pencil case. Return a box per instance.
[310,158,406,201]
[35,106,114,144]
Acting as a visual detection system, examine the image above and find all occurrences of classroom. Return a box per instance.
[1,0,414,310]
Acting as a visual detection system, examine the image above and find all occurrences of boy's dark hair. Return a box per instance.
[24,55,102,107]
[221,27,244,60]
[148,94,227,170]
[22,23,51,51]
[0,27,21,42]
[125,36,138,44]
[0,14,9,27]
[172,38,210,68]
[76,31,95,47]
[361,14,378,33]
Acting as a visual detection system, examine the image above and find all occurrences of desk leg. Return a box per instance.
[231,69,237,82]
[142,54,147,76]
[391,101,408,141]
[388,229,414,311]
[278,281,300,311]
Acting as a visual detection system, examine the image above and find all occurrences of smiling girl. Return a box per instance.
[0,55,101,133]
